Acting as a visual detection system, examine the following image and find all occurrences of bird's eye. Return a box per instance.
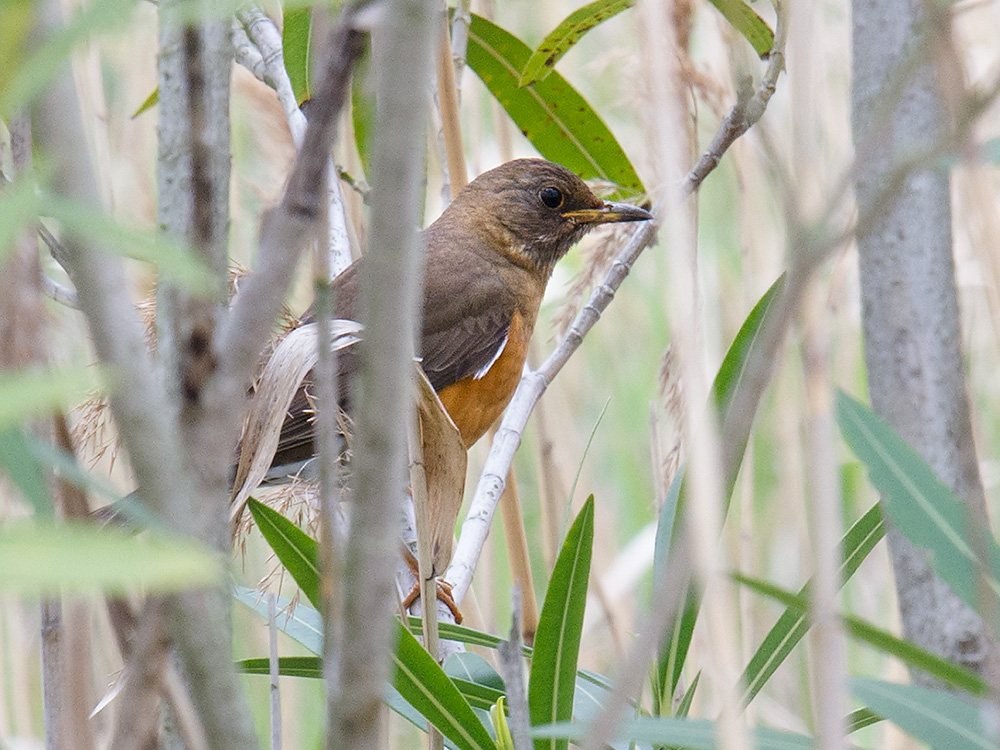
[539,186,563,209]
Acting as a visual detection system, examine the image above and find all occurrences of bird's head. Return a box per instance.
[439,158,653,276]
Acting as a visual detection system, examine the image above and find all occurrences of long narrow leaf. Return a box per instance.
[529,496,595,750]
[740,503,885,705]
[0,428,51,516]
[238,656,322,678]
[845,708,882,734]
[518,0,634,86]
[735,574,989,696]
[851,678,998,750]
[0,522,221,594]
[534,716,812,749]
[247,498,321,609]
[0,366,103,431]
[282,6,312,104]
[233,586,323,655]
[705,0,774,57]
[658,274,787,699]
[393,621,499,750]
[42,194,215,293]
[837,391,1000,616]
[467,15,643,200]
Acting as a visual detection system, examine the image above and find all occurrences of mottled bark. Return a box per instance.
[852,0,994,680]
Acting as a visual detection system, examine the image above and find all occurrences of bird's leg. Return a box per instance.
[399,543,463,624]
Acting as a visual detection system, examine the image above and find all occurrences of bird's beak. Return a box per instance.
[562,201,654,225]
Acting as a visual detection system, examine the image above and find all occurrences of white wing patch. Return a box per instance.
[473,334,509,379]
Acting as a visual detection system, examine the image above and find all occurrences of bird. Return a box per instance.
[269,157,652,466]
[244,158,652,616]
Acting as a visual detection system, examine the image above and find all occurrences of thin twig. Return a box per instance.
[268,594,282,750]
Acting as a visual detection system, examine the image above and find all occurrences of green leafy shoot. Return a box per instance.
[131,88,159,118]
[656,273,787,701]
[739,503,885,706]
[529,496,595,750]
[518,0,635,87]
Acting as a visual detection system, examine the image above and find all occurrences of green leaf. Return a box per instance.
[0,366,103,430]
[713,272,786,491]
[846,708,882,734]
[851,678,999,750]
[529,495,594,750]
[41,194,215,293]
[735,574,989,696]
[247,498,321,609]
[467,14,644,201]
[237,655,322,678]
[350,39,374,180]
[492,696,514,750]
[131,87,158,119]
[837,391,1000,616]
[518,0,635,86]
[0,428,51,516]
[651,468,683,712]
[705,0,774,57]
[393,621,499,750]
[234,586,323,655]
[282,6,312,104]
[676,670,700,718]
[740,503,885,705]
[658,274,787,700]
[533,716,813,749]
[0,521,222,594]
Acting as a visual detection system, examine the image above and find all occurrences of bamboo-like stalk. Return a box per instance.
[436,9,467,197]
[801,279,847,749]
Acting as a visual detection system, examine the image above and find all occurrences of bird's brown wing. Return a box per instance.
[267,242,516,469]
[418,249,516,391]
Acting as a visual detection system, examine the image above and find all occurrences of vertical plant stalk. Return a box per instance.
[638,1,747,748]
[39,600,63,750]
[2,111,70,750]
[498,468,539,644]
[787,0,847,741]
[108,599,173,750]
[436,8,467,197]
[268,594,282,750]
[800,281,847,749]
[155,5,262,746]
[326,0,435,747]
[851,0,997,684]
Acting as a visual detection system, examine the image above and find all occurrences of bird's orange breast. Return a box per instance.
[437,311,532,448]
